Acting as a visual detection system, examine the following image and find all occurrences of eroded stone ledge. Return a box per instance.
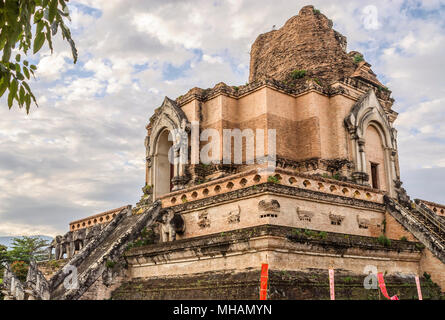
[160,168,384,211]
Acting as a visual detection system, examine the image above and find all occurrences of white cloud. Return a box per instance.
[37,51,73,81]
[202,54,224,64]
[0,222,61,237]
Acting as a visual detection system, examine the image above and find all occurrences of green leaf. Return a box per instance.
[45,25,53,52]
[19,86,25,105]
[16,71,25,81]
[2,45,11,62]
[34,10,44,23]
[48,0,58,23]
[23,60,29,66]
[33,32,45,54]
[23,67,30,79]
[26,93,31,113]
[10,79,18,97]
[22,81,31,92]
[8,91,14,109]
[15,54,21,62]
[30,64,37,70]
[0,76,9,97]
[36,21,45,35]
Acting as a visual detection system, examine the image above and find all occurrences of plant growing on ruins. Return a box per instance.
[415,243,425,250]
[291,69,307,80]
[353,54,364,64]
[323,173,341,181]
[400,236,408,242]
[0,0,77,113]
[318,231,327,240]
[344,276,353,283]
[377,235,391,247]
[313,78,322,86]
[304,229,316,237]
[126,228,156,250]
[106,260,116,269]
[378,86,390,93]
[313,8,321,14]
[267,176,280,184]
[142,184,153,195]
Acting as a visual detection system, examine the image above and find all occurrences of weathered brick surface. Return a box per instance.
[249,5,356,85]
[420,249,445,291]
[111,269,442,300]
[385,212,417,242]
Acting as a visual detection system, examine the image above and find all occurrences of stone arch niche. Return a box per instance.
[146,97,191,199]
[345,89,398,197]
[154,129,174,197]
[364,124,387,191]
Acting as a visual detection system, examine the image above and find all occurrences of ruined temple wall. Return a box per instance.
[126,229,422,281]
[180,88,362,165]
[128,247,421,280]
[79,271,128,301]
[174,194,384,241]
[328,94,355,160]
[420,248,445,290]
[384,212,417,242]
[180,100,198,122]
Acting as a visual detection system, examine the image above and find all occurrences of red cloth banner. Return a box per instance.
[415,276,423,300]
[377,273,399,300]
[260,263,269,300]
[329,269,335,300]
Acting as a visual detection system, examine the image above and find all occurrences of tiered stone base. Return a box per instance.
[111,269,442,300]
[111,225,443,300]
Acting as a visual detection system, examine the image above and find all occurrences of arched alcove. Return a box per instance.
[145,97,191,195]
[364,124,387,191]
[153,129,174,199]
[345,90,398,196]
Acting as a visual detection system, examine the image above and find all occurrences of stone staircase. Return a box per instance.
[48,201,162,300]
[414,200,445,240]
[385,196,445,264]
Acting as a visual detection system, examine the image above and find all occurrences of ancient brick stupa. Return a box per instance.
[3,5,444,300]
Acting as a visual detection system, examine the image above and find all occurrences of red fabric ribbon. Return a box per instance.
[260,264,269,300]
[377,272,399,300]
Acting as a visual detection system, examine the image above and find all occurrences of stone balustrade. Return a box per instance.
[418,199,445,217]
[160,168,383,208]
[69,206,127,231]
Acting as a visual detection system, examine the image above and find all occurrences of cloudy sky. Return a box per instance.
[0,0,444,236]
